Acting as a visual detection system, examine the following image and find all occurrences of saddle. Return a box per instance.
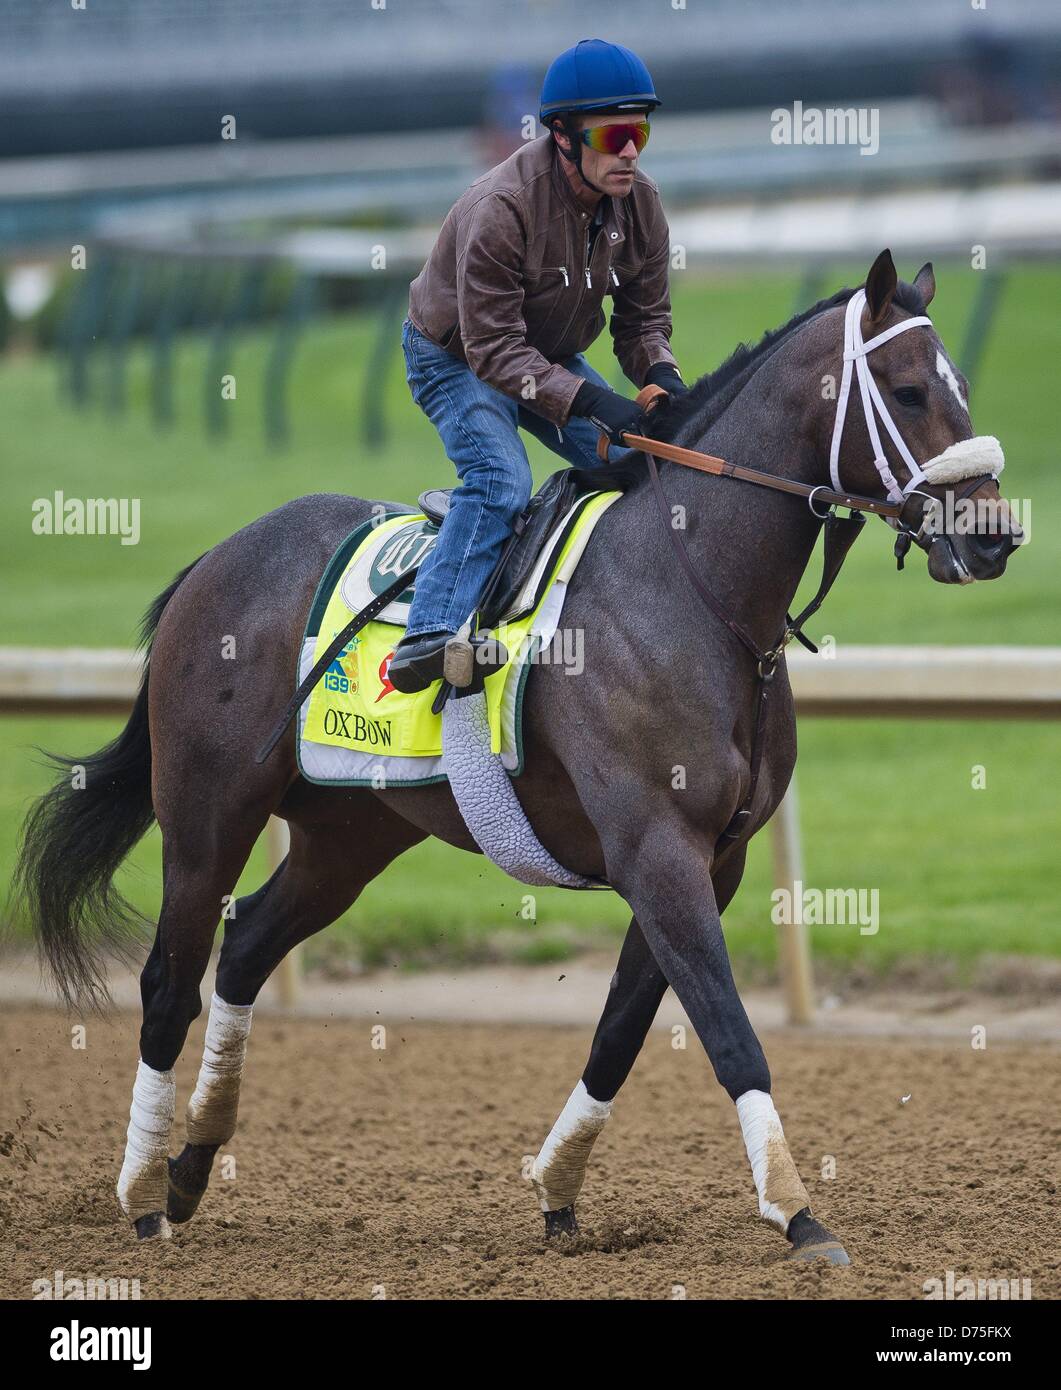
[418,460,640,627]
[255,460,639,766]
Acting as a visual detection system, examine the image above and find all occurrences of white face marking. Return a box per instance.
[936,350,968,414]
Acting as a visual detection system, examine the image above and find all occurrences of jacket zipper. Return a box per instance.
[556,221,614,347]
[555,228,591,345]
[549,234,592,444]
[554,225,612,445]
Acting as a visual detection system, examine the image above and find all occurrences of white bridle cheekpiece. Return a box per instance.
[828,288,1004,508]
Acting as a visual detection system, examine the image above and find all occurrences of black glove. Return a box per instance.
[571,380,644,445]
[644,362,690,398]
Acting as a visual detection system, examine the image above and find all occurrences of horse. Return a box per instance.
[16,251,1021,1261]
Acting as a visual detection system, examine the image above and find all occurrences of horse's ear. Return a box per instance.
[864,249,897,325]
[913,261,936,308]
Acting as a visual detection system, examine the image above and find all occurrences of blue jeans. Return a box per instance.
[400,316,626,638]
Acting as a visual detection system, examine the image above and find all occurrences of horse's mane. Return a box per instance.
[578,277,928,491]
[648,278,929,445]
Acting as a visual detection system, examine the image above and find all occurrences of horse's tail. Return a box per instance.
[13,557,204,1010]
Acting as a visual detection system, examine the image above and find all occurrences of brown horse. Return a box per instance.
[16,252,1020,1260]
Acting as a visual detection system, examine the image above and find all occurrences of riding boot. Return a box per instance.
[389,629,509,695]
[387,630,453,693]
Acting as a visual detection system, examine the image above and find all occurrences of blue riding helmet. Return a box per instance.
[540,39,661,195]
[539,38,661,122]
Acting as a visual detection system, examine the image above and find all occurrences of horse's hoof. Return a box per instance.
[543,1205,579,1239]
[133,1211,171,1241]
[166,1144,217,1224]
[166,1177,203,1224]
[786,1207,850,1265]
[788,1240,850,1265]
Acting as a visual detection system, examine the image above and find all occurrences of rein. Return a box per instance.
[604,420,906,521]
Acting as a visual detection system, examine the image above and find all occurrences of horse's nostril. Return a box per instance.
[969,528,1019,559]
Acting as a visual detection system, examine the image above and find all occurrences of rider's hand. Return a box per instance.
[644,362,690,399]
[572,381,645,445]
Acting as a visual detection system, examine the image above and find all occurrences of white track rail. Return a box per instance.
[3,645,1059,1022]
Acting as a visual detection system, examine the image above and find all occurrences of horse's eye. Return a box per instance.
[894,386,925,408]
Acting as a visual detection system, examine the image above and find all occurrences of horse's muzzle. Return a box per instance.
[928,524,1023,584]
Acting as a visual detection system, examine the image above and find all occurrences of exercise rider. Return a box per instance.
[388,37,689,693]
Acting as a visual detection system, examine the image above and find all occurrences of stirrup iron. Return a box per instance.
[444,622,476,688]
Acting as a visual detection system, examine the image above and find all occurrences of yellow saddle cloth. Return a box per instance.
[296,488,621,786]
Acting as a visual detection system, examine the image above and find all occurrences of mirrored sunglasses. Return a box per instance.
[578,120,651,156]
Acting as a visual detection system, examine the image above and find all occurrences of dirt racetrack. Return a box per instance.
[2,1003,1057,1300]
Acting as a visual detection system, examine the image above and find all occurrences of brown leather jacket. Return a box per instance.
[408,134,678,428]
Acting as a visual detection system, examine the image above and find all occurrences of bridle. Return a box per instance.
[600,288,1007,854]
[831,287,934,502]
[606,288,1005,539]
[827,287,1005,559]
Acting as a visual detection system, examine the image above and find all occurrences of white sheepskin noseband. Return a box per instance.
[920,435,1004,485]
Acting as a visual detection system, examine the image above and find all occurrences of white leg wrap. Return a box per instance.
[185,993,253,1147]
[531,1080,612,1212]
[116,1061,176,1226]
[736,1089,810,1233]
